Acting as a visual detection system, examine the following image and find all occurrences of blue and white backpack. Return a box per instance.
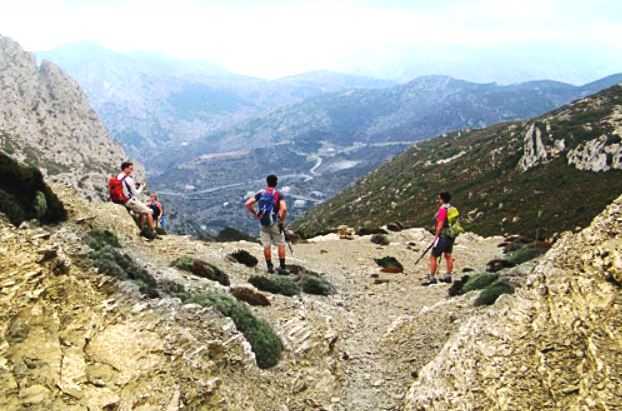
[257,188,280,226]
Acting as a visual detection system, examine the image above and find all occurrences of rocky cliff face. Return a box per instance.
[404,193,622,410]
[0,35,131,201]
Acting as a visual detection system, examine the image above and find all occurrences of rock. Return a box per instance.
[517,124,565,172]
[567,135,622,172]
[374,279,390,285]
[336,225,355,240]
[374,256,404,273]
[19,384,50,406]
[370,233,390,246]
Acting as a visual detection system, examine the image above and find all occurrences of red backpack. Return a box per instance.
[108,174,129,204]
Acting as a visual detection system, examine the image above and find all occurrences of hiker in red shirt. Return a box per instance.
[421,191,455,286]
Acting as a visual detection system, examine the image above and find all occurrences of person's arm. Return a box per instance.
[245,197,257,217]
[278,199,288,228]
[124,176,140,198]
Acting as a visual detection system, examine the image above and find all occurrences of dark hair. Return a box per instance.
[439,191,451,203]
[121,161,133,171]
[266,174,278,188]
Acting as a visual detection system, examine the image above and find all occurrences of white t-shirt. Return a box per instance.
[117,172,143,200]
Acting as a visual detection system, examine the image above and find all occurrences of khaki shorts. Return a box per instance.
[260,223,285,247]
[125,197,153,215]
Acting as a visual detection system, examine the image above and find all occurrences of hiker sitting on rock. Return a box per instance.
[421,191,456,286]
[111,161,155,234]
[245,174,288,274]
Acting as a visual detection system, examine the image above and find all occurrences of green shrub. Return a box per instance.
[171,256,194,272]
[89,245,158,298]
[215,226,255,242]
[160,280,193,302]
[229,249,258,267]
[374,256,403,270]
[299,273,336,296]
[506,243,547,265]
[474,280,515,306]
[87,229,121,250]
[188,292,283,368]
[248,275,300,297]
[461,272,499,294]
[0,152,67,225]
[192,260,230,286]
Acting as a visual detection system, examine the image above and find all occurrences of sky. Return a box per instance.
[1,0,621,80]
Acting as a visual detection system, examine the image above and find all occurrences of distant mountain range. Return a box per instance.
[37,42,395,160]
[294,84,622,239]
[149,74,622,236]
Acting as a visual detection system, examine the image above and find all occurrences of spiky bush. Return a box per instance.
[192,260,230,286]
[0,152,67,225]
[229,249,258,267]
[87,228,121,250]
[248,275,300,297]
[160,280,193,302]
[171,256,194,272]
[230,287,271,306]
[474,281,515,306]
[299,273,336,296]
[188,292,283,368]
[506,243,548,265]
[461,272,500,294]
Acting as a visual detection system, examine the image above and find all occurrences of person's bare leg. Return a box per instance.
[429,254,438,276]
[146,213,155,229]
[278,244,286,270]
[444,253,453,274]
[264,246,274,272]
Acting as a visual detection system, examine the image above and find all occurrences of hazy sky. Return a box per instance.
[1,0,621,79]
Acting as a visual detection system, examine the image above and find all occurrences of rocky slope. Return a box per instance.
[404,192,622,410]
[0,35,131,201]
[0,183,508,410]
[295,84,622,239]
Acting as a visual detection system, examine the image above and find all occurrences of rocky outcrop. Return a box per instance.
[517,124,565,172]
[404,193,622,410]
[567,135,622,171]
[0,35,134,201]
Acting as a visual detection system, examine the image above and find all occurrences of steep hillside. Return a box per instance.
[38,43,394,159]
[294,85,622,239]
[0,35,130,201]
[404,192,622,409]
[157,76,622,237]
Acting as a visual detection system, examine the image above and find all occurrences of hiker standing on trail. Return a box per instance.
[148,193,164,228]
[245,175,289,274]
[113,161,155,232]
[421,191,458,286]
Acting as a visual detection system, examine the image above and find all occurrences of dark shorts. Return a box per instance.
[431,235,454,257]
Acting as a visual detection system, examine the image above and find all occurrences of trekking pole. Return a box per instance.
[411,243,434,272]
[280,226,294,254]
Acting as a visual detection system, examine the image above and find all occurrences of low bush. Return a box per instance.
[474,280,515,306]
[192,260,230,286]
[461,272,499,294]
[160,280,193,302]
[249,275,300,297]
[188,292,283,368]
[215,226,255,242]
[89,245,158,298]
[0,152,67,225]
[230,287,271,306]
[299,273,336,296]
[171,256,194,272]
[229,249,258,267]
[506,242,548,265]
[370,234,390,246]
[87,228,121,250]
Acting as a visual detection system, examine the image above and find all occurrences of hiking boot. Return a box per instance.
[140,227,157,240]
[266,262,275,274]
[420,275,438,286]
[440,274,453,284]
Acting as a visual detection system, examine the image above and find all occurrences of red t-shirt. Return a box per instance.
[436,205,448,224]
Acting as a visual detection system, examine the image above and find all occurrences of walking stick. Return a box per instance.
[411,243,434,271]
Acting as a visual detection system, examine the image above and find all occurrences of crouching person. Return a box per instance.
[245,174,288,274]
[109,161,156,238]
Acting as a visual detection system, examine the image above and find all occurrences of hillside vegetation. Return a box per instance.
[294,85,622,238]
